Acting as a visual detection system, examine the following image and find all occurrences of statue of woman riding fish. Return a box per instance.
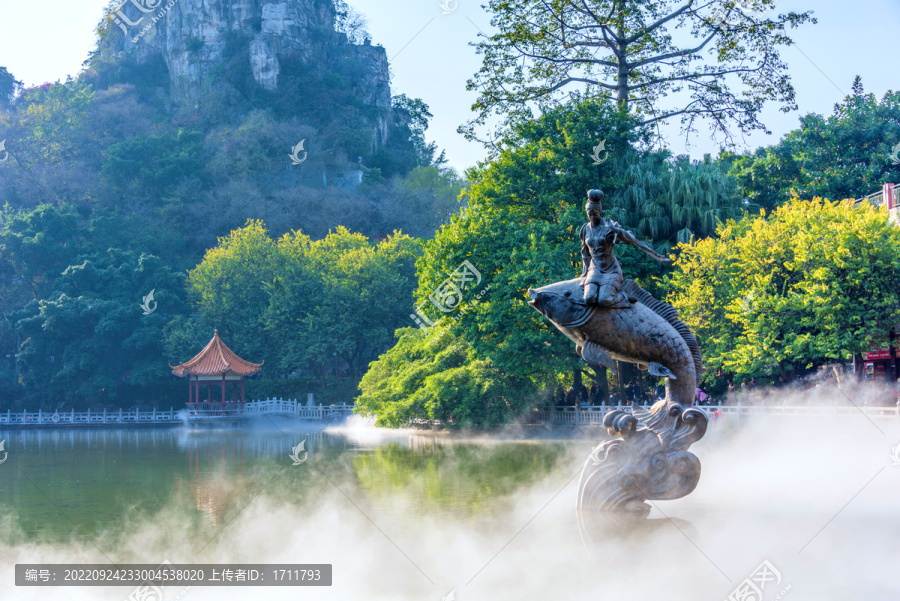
[528,189,709,531]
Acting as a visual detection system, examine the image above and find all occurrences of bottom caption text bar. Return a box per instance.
[16,564,332,586]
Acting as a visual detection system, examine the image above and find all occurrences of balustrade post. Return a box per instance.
[38,409,42,424]
[87,408,91,422]
[103,409,107,423]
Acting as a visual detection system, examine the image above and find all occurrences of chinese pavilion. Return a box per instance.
[171,330,263,416]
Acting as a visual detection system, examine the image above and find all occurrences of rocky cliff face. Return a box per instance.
[111,0,393,147]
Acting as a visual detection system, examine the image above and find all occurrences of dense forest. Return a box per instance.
[0,0,462,409]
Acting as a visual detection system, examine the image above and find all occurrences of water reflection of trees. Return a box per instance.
[0,429,569,543]
[177,430,359,529]
[353,439,567,515]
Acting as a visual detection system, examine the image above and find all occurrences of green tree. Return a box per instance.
[0,66,21,108]
[666,197,900,383]
[14,250,186,407]
[356,328,533,428]
[187,220,281,367]
[0,204,187,301]
[418,97,741,378]
[266,227,422,387]
[464,0,814,144]
[0,205,83,299]
[614,153,745,245]
[101,129,204,202]
[0,80,97,207]
[185,221,422,398]
[722,79,900,212]
[392,94,438,167]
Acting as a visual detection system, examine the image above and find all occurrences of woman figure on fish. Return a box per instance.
[579,189,671,307]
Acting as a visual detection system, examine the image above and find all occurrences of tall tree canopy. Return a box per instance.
[721,79,900,212]
[666,197,900,383]
[464,0,814,144]
[13,250,186,408]
[179,221,422,399]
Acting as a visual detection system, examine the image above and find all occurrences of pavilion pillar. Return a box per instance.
[188,376,192,405]
[241,378,245,403]
[221,374,226,413]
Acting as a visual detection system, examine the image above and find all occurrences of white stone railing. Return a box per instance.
[242,398,355,420]
[528,401,900,425]
[0,407,178,425]
[0,399,357,426]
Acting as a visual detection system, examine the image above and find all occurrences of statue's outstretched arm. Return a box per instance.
[614,226,672,264]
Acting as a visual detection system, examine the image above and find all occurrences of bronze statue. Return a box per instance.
[527,189,708,530]
[579,189,670,308]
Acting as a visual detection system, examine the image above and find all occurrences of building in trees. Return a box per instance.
[171,330,263,416]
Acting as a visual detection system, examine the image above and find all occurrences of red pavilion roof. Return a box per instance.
[170,330,263,377]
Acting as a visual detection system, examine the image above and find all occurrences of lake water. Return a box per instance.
[1,413,899,600]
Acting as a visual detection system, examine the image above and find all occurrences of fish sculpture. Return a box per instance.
[528,276,708,530]
[527,277,702,407]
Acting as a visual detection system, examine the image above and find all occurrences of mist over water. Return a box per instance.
[1,399,899,601]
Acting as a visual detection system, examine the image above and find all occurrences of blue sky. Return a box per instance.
[1,0,898,175]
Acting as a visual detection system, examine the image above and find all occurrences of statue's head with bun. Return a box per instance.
[586,189,604,226]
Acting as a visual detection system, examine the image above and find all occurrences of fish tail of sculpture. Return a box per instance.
[620,279,702,406]
[620,279,702,380]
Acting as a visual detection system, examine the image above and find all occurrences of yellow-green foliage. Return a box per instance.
[667,197,900,379]
[185,220,422,381]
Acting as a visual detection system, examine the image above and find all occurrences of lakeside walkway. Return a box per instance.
[528,401,900,426]
[4,400,897,429]
[0,398,356,428]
